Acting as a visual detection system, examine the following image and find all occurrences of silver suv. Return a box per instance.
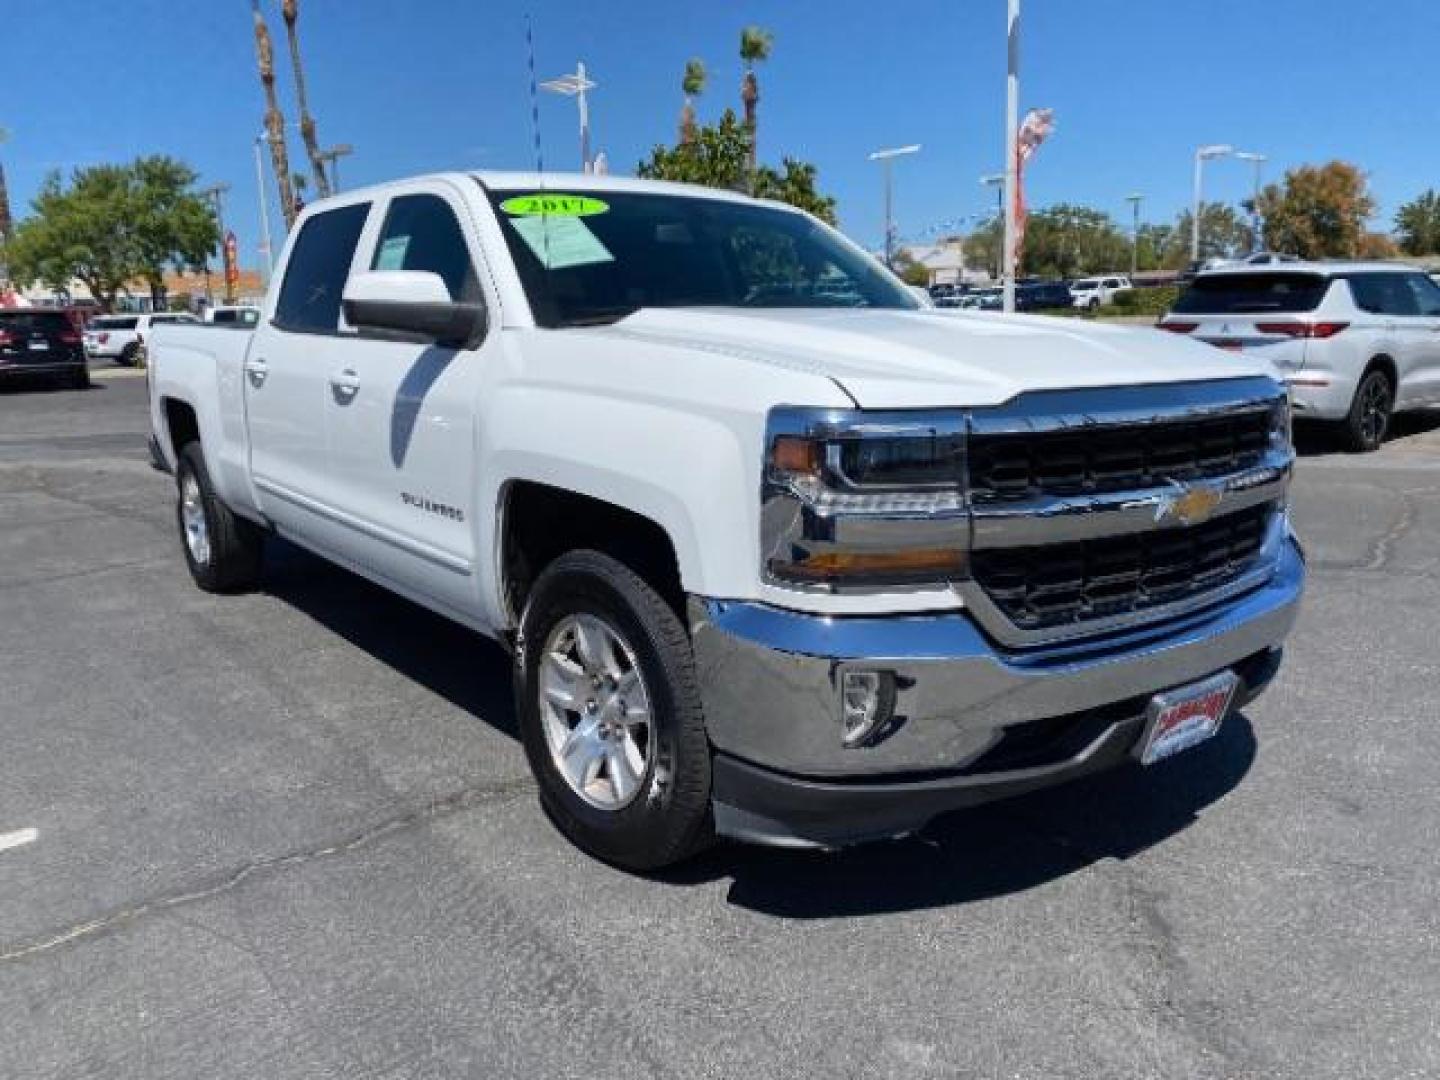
[1161,263,1440,451]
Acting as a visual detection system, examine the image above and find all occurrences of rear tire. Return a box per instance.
[175,442,265,593]
[517,550,712,870]
[1343,367,1393,453]
[68,366,90,390]
[119,342,139,367]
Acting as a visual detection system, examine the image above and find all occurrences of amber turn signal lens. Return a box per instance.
[783,548,968,582]
[771,435,820,475]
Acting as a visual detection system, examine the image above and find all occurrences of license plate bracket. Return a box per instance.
[1135,671,1239,766]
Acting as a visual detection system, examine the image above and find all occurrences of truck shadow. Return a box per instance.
[674,717,1256,917]
[260,537,1256,918]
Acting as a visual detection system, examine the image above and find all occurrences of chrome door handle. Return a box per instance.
[244,357,268,386]
[329,369,361,397]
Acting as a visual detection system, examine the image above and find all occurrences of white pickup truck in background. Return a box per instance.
[148,172,1304,869]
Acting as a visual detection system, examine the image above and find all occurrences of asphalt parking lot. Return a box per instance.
[2,372,1438,1080]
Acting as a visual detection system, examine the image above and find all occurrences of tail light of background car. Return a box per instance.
[1255,321,1349,339]
[0,330,15,347]
[57,331,82,345]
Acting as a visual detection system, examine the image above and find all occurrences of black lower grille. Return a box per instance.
[972,504,1273,631]
[968,410,1273,502]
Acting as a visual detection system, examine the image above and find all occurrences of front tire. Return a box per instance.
[175,442,265,592]
[1343,367,1393,452]
[517,550,712,870]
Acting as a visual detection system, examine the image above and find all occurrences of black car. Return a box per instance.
[1014,281,1073,312]
[0,309,89,390]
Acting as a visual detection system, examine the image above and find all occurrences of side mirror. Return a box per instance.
[342,271,487,349]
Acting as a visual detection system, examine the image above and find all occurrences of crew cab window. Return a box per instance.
[371,194,481,302]
[1348,273,1418,317]
[274,202,370,333]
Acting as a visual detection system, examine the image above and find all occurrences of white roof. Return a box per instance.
[1200,260,1425,278]
[474,170,777,208]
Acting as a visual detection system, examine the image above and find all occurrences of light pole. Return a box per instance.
[1191,143,1234,262]
[981,174,1004,280]
[1002,0,1020,313]
[253,135,275,283]
[318,144,354,192]
[1124,192,1144,277]
[869,144,921,269]
[541,62,597,172]
[1234,150,1267,251]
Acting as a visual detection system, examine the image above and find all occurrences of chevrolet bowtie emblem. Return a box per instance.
[1155,482,1224,526]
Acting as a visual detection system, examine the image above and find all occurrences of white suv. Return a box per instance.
[1070,275,1132,309]
[1160,263,1440,451]
[84,312,198,365]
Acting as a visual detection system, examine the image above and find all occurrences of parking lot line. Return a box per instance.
[0,828,39,853]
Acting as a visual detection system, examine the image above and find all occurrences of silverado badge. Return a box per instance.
[1155,482,1224,527]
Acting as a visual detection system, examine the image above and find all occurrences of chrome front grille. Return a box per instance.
[971,503,1274,632]
[959,378,1292,645]
[967,408,1273,502]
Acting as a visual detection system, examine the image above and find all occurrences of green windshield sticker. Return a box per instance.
[500,193,609,217]
[509,215,615,270]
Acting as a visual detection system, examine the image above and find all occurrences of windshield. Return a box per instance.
[1172,272,1329,314]
[1073,279,1099,289]
[484,187,917,328]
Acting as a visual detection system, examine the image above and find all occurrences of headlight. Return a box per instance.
[762,408,969,591]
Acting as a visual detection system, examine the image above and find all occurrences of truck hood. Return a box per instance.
[599,307,1276,409]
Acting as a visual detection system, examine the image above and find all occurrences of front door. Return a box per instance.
[246,200,373,540]
[321,184,495,621]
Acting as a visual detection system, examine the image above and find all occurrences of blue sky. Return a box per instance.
[5,0,1438,270]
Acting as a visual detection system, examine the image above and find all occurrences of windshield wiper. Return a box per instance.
[559,306,641,328]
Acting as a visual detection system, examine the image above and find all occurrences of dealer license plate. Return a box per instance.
[1136,671,1238,765]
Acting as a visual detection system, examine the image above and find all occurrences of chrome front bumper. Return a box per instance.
[689,530,1304,845]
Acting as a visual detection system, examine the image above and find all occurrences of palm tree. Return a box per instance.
[281,0,331,198]
[738,26,772,175]
[679,58,706,145]
[251,0,297,231]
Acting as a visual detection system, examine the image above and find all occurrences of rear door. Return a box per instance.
[320,184,494,617]
[1347,273,1424,405]
[245,200,373,542]
[1399,272,1440,405]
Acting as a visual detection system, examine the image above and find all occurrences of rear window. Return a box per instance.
[1171,272,1330,314]
[0,311,73,333]
[91,317,138,330]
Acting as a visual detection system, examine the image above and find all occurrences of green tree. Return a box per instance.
[5,157,218,311]
[738,25,773,174]
[636,110,837,224]
[679,58,706,144]
[1018,204,1130,279]
[130,156,221,310]
[1169,203,1254,266]
[1257,161,1375,259]
[1395,189,1440,255]
[891,249,930,287]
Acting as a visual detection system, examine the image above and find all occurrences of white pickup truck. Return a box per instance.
[148,172,1304,869]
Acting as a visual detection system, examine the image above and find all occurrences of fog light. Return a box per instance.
[840,670,896,747]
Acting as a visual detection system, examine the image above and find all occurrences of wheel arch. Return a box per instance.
[498,479,690,627]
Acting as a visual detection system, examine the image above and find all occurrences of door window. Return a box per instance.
[371,194,481,302]
[1348,273,1419,317]
[1402,273,1440,318]
[274,203,371,333]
